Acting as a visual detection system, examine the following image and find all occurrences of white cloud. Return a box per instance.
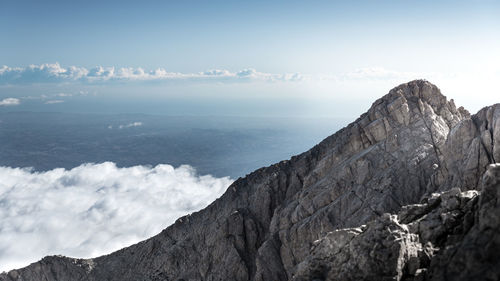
[21,90,88,101]
[44,100,64,104]
[0,98,20,106]
[117,121,142,129]
[0,162,232,272]
[0,63,88,84]
[55,92,72,97]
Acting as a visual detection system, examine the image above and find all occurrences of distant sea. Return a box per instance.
[0,112,347,178]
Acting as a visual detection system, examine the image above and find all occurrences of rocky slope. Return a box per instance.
[2,80,499,281]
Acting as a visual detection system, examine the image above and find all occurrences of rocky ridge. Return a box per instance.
[1,80,499,281]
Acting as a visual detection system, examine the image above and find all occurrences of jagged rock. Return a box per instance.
[293,214,421,281]
[1,80,499,281]
[292,183,483,281]
[425,164,500,281]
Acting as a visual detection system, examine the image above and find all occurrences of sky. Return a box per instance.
[0,0,499,117]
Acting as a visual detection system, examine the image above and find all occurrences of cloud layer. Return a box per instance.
[0,63,451,88]
[0,63,304,84]
[1,63,494,90]
[0,162,232,272]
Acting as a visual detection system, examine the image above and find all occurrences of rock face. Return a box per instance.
[1,80,499,281]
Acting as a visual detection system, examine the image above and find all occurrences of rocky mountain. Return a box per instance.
[2,80,499,281]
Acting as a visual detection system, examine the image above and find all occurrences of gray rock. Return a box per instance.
[1,80,499,281]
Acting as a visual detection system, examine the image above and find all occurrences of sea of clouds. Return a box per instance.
[0,162,233,272]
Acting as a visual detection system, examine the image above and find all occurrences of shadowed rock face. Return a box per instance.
[2,80,499,281]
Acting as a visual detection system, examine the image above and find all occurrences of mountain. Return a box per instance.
[2,80,499,281]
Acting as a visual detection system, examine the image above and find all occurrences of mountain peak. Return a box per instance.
[350,80,469,147]
[387,80,465,114]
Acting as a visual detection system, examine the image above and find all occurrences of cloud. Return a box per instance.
[55,93,73,97]
[21,90,89,101]
[118,121,142,129]
[107,122,143,129]
[0,63,305,85]
[0,98,20,106]
[44,100,64,104]
[0,162,232,272]
[0,63,88,84]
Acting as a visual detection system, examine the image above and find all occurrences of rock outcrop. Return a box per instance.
[1,80,499,281]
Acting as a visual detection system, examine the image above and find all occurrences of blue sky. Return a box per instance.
[1,0,499,116]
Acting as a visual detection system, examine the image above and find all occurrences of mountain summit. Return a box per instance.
[2,80,500,281]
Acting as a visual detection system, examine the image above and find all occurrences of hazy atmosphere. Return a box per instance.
[1,0,499,273]
[1,0,499,117]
